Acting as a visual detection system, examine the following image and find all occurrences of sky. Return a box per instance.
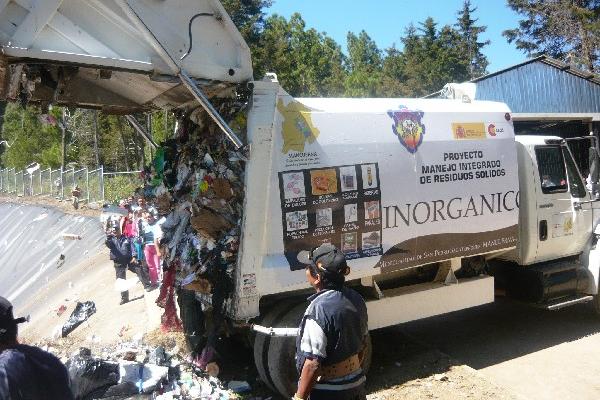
[266,0,527,74]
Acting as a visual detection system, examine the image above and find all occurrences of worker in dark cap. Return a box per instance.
[0,296,74,400]
[294,243,368,400]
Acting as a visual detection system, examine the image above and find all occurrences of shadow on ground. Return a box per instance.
[400,297,600,370]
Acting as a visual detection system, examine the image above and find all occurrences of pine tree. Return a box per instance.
[504,0,600,72]
[345,30,383,97]
[455,0,490,78]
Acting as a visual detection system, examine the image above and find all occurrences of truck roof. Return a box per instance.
[296,97,512,114]
[515,135,563,146]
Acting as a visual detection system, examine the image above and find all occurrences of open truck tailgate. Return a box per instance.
[0,0,252,112]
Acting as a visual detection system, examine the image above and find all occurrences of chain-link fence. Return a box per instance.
[0,165,141,205]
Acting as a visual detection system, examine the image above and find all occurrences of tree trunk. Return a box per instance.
[116,117,130,172]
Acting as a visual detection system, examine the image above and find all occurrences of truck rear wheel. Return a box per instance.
[266,302,374,398]
[594,278,600,315]
[267,303,307,397]
[253,301,299,393]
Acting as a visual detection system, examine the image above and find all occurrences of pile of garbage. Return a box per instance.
[139,100,247,368]
[62,340,249,400]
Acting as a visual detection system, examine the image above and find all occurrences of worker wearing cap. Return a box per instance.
[0,296,74,399]
[294,243,368,400]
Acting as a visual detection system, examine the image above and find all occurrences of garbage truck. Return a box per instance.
[1,1,600,397]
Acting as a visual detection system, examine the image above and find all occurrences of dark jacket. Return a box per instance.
[105,235,133,264]
[295,287,368,391]
[0,344,74,400]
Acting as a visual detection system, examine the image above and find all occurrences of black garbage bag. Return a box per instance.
[66,350,120,400]
[62,301,96,337]
[99,381,139,398]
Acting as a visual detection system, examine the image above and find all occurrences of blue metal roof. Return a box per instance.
[472,57,600,114]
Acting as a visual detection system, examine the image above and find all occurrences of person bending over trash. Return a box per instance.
[294,244,369,400]
[0,296,74,400]
[105,224,136,304]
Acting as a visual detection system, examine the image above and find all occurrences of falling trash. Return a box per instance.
[61,301,96,337]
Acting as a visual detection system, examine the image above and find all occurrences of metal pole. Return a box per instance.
[178,70,244,150]
[125,115,158,149]
[86,167,89,204]
[100,165,105,203]
[13,169,16,195]
[60,166,64,199]
[38,170,42,195]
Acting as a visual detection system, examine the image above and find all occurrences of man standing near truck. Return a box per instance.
[294,244,368,400]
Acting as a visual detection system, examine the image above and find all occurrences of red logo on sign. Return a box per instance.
[487,124,496,136]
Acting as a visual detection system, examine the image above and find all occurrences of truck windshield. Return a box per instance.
[535,146,568,194]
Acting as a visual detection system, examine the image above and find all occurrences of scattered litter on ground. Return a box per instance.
[62,301,96,337]
[227,380,251,393]
[115,277,140,292]
[56,304,67,316]
[32,213,48,222]
[56,253,66,269]
[59,338,241,400]
[62,233,83,240]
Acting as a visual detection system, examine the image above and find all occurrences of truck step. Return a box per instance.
[544,295,594,311]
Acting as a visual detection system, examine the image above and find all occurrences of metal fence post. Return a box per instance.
[60,166,64,199]
[100,165,105,203]
[86,167,90,204]
[13,168,16,195]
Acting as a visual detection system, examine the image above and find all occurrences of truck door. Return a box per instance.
[566,137,600,230]
[534,144,591,262]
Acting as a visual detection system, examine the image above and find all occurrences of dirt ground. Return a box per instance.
[0,194,102,217]
[364,328,521,400]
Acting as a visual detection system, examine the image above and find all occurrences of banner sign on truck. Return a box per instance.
[265,91,519,289]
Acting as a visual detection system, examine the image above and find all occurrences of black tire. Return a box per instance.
[266,303,373,398]
[360,332,373,375]
[594,284,600,315]
[267,302,307,398]
[253,301,299,394]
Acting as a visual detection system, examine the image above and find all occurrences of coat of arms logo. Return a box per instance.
[387,106,425,153]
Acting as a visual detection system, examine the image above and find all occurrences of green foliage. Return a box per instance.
[103,174,143,204]
[455,0,490,79]
[0,103,62,169]
[256,13,347,96]
[504,0,600,72]
[345,31,383,97]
